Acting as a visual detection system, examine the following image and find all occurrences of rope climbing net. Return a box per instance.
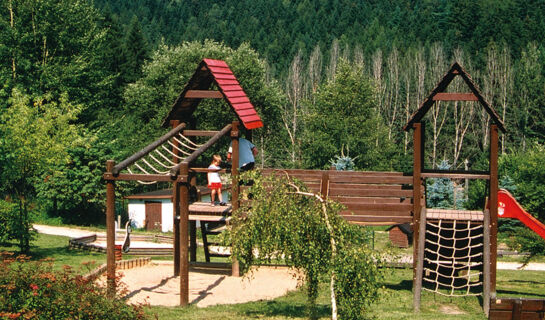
[422,219,484,297]
[126,133,204,184]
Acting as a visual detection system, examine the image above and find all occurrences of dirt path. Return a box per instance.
[33,224,100,238]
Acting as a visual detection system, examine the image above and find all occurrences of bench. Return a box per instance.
[262,169,415,226]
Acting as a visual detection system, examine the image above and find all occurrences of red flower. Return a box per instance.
[30,284,39,290]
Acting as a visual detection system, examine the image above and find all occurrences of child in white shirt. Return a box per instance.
[207,154,226,206]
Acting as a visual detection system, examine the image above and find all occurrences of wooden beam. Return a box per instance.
[170,124,233,176]
[230,121,240,277]
[112,123,186,175]
[185,90,223,99]
[412,122,423,293]
[105,160,116,297]
[171,120,180,277]
[414,207,427,312]
[432,92,478,101]
[489,125,499,294]
[179,164,189,306]
[421,172,490,180]
[182,130,220,137]
[103,173,175,182]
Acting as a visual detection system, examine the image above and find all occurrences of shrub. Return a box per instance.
[0,253,149,320]
[229,170,384,319]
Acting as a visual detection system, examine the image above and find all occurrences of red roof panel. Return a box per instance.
[208,66,233,75]
[203,59,228,68]
[237,109,258,116]
[201,59,263,130]
[213,74,237,80]
[232,102,254,110]
[224,91,247,98]
[229,97,250,104]
[245,121,264,129]
[240,115,261,122]
[216,79,239,85]
[221,85,243,92]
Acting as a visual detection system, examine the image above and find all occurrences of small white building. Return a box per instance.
[125,188,229,232]
[125,189,174,232]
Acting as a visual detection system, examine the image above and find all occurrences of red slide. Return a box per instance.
[497,189,545,240]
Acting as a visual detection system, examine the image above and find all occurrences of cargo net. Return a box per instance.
[422,219,484,296]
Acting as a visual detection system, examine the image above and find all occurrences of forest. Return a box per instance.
[0,0,544,253]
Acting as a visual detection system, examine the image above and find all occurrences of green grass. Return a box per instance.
[1,233,105,273]
[3,227,544,319]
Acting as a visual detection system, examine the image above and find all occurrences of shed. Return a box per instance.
[125,187,228,232]
[387,223,413,248]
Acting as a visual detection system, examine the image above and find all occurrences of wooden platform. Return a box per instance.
[189,215,231,223]
[188,201,232,216]
[426,208,484,221]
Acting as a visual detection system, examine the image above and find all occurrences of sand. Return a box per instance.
[118,263,301,307]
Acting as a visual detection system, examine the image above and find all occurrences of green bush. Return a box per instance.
[499,143,545,221]
[0,253,149,320]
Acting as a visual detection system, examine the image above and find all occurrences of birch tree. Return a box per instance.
[283,49,305,165]
[427,43,448,168]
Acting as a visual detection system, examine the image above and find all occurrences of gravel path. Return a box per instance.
[34,224,100,238]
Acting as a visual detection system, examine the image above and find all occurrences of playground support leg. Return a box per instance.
[412,122,423,288]
[106,160,116,297]
[230,121,240,277]
[483,209,491,316]
[413,207,426,312]
[178,172,190,306]
[173,182,180,276]
[171,120,181,277]
[489,124,499,294]
[178,178,189,306]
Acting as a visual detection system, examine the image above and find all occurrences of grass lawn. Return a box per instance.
[0,233,105,273]
[3,228,544,319]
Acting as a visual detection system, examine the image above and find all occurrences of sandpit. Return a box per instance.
[118,262,301,307]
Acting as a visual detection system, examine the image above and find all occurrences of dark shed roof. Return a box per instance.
[162,59,263,130]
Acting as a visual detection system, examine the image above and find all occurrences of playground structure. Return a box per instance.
[104,58,263,304]
[102,59,544,316]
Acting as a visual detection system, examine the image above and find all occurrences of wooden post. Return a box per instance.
[189,174,197,262]
[483,208,491,316]
[105,160,116,296]
[179,163,190,306]
[321,171,330,198]
[230,121,240,277]
[489,124,499,295]
[171,120,180,276]
[412,122,423,289]
[173,182,180,276]
[413,207,427,312]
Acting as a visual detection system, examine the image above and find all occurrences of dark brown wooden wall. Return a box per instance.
[489,298,545,320]
[263,169,414,225]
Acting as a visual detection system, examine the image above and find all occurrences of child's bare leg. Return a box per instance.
[211,189,216,203]
[217,188,223,202]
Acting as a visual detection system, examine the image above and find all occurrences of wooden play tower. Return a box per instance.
[404,62,506,315]
[103,59,263,305]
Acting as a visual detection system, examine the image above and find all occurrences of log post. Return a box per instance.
[489,124,499,295]
[105,160,116,296]
[412,122,423,290]
[171,120,180,276]
[230,121,240,277]
[179,163,190,306]
[189,174,197,262]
